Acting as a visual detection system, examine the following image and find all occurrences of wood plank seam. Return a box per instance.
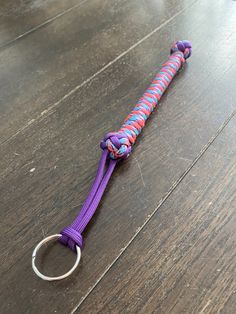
[0,0,89,50]
[0,0,199,147]
[71,108,236,313]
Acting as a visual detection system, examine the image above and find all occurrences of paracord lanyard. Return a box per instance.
[32,40,192,281]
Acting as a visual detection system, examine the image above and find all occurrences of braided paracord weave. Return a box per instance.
[59,40,192,251]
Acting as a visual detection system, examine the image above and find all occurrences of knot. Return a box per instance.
[100,132,132,159]
[60,226,83,251]
[170,40,192,60]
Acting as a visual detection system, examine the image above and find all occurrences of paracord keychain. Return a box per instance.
[32,40,192,281]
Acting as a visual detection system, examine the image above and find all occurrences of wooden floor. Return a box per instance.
[0,0,236,313]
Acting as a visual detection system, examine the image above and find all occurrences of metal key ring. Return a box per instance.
[32,234,81,281]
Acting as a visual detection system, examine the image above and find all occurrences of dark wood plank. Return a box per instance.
[0,0,84,46]
[1,0,236,313]
[78,114,236,314]
[0,0,192,144]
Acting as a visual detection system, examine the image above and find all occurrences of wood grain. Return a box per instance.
[0,0,192,144]
[0,0,84,47]
[0,0,236,313]
[78,114,236,314]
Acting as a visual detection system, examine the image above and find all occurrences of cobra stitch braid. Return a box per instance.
[101,40,192,159]
[59,41,192,252]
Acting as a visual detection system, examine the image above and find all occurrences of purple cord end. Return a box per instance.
[170,40,192,60]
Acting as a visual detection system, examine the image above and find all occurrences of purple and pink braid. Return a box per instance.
[60,40,192,251]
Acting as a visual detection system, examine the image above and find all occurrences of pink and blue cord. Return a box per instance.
[60,40,192,251]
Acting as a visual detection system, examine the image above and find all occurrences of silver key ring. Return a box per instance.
[32,234,81,281]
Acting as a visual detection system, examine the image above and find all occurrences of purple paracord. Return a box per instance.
[60,150,117,250]
[60,41,192,251]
